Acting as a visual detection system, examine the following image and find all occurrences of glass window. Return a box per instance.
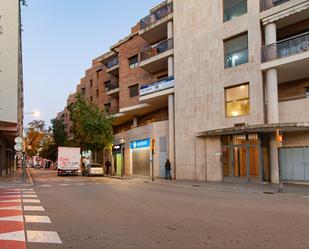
[306,87,309,99]
[129,84,139,97]
[224,33,248,68]
[104,103,111,112]
[90,79,93,87]
[225,84,250,117]
[223,0,247,22]
[129,55,138,69]
[96,89,99,97]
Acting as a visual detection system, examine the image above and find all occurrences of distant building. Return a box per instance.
[0,0,24,176]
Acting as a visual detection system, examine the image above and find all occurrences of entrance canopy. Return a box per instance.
[197,122,309,137]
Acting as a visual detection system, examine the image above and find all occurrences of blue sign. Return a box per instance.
[130,138,150,149]
[140,76,175,96]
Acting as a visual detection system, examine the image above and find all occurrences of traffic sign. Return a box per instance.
[14,144,23,152]
[15,136,23,144]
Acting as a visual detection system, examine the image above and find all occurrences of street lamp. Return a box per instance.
[119,139,125,178]
[24,111,40,117]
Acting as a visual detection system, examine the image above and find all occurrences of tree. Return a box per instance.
[51,118,67,147]
[68,94,114,161]
[25,120,46,157]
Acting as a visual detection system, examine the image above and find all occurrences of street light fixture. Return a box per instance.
[24,111,40,117]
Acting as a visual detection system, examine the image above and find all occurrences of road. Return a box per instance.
[21,169,309,249]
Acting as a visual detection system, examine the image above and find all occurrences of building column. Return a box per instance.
[167,19,175,178]
[265,22,280,183]
[132,117,138,128]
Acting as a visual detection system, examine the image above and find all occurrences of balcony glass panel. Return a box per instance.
[106,57,119,69]
[261,32,309,62]
[224,0,247,22]
[224,34,248,68]
[141,38,173,61]
[260,0,290,11]
[140,2,173,29]
[140,76,174,96]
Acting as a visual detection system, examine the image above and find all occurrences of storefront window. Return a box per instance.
[224,33,248,68]
[225,84,250,117]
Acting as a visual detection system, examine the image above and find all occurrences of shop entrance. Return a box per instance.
[130,139,151,177]
[222,134,262,180]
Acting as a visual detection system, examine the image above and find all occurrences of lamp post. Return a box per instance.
[119,139,125,178]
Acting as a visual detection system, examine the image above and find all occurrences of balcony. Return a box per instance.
[139,2,173,43]
[279,97,309,123]
[107,106,120,115]
[105,57,119,76]
[140,76,174,104]
[139,38,173,73]
[262,31,309,62]
[260,0,290,11]
[105,81,119,98]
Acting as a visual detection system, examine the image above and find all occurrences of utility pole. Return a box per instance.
[151,138,155,182]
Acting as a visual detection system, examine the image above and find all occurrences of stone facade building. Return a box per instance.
[59,0,309,183]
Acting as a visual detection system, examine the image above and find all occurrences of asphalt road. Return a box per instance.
[26,169,309,249]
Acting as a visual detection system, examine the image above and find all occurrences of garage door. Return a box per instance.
[132,148,150,176]
[279,147,309,181]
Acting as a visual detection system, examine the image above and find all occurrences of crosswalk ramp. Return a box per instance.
[0,188,62,248]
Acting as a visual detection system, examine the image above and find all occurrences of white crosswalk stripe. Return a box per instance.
[25,215,51,223]
[23,206,45,211]
[27,231,62,244]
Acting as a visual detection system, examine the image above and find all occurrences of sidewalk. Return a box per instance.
[126,177,309,197]
[0,168,33,189]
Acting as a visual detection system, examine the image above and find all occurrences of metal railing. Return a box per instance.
[140,38,173,61]
[105,81,119,92]
[106,57,119,69]
[140,2,173,29]
[260,0,290,11]
[261,32,309,62]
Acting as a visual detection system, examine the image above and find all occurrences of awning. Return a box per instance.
[196,122,309,137]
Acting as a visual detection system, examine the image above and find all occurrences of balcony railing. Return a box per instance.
[141,38,173,61]
[105,81,119,92]
[140,2,173,29]
[140,76,174,96]
[261,32,309,62]
[260,0,290,11]
[106,57,119,69]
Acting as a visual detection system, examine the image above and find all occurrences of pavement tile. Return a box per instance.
[22,199,40,203]
[0,199,21,203]
[0,210,23,217]
[0,203,22,208]
[27,231,62,244]
[22,194,37,198]
[0,221,24,234]
[0,206,22,211]
[0,216,24,222]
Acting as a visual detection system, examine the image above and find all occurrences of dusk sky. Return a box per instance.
[22,0,162,127]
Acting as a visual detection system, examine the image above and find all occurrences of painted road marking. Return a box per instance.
[0,199,21,203]
[76,183,85,186]
[23,206,45,211]
[59,184,70,186]
[24,215,51,223]
[41,184,52,187]
[27,231,62,244]
[0,230,25,241]
[0,195,21,198]
[0,215,24,222]
[22,199,40,203]
[21,189,33,191]
[22,192,35,194]
[22,194,38,198]
[0,206,22,211]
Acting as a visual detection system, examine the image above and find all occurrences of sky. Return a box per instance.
[22,0,162,127]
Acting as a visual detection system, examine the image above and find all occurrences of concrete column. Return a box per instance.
[168,94,175,178]
[270,135,279,183]
[167,20,173,40]
[265,22,280,183]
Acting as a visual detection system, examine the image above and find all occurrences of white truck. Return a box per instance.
[57,147,81,176]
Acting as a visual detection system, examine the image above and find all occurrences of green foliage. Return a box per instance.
[68,94,114,153]
[51,118,67,146]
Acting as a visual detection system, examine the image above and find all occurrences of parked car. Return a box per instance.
[82,163,104,176]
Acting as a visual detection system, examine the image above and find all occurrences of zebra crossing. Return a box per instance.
[0,188,62,248]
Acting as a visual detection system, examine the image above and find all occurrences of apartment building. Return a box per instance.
[60,0,309,183]
[174,0,309,183]
[0,0,24,176]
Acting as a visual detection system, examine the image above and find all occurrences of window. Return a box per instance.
[96,89,99,97]
[224,33,248,68]
[90,79,93,87]
[104,103,111,112]
[128,55,138,69]
[90,96,93,102]
[225,84,250,117]
[129,84,139,97]
[223,0,247,22]
[306,87,309,99]
[96,69,102,79]
[81,88,86,95]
